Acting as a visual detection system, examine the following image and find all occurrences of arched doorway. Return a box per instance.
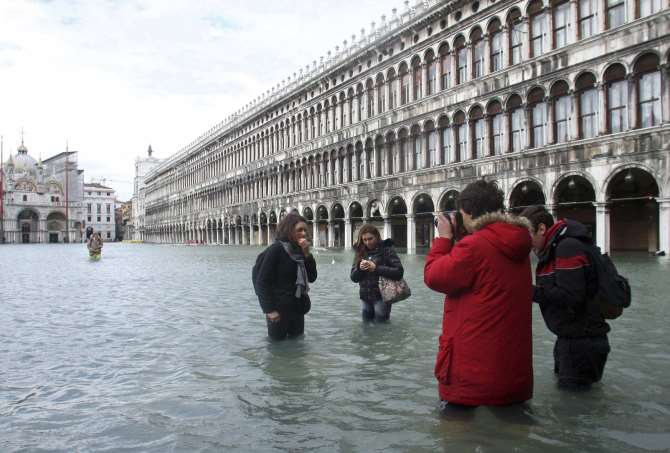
[554,175,596,239]
[46,211,67,243]
[509,180,546,214]
[607,168,659,252]
[259,213,268,245]
[349,201,364,247]
[302,207,314,244]
[269,211,277,243]
[316,206,329,247]
[18,210,39,243]
[414,194,435,251]
[388,196,408,249]
[331,204,345,248]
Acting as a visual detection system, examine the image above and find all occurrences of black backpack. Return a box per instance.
[581,244,632,319]
[251,248,268,296]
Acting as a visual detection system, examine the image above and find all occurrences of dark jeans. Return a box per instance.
[554,335,610,389]
[266,313,304,340]
[361,299,392,322]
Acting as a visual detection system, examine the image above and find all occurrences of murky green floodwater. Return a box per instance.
[1,244,669,452]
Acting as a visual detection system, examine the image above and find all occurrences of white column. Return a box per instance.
[328,221,335,248]
[249,224,255,245]
[383,216,392,240]
[594,202,611,254]
[407,214,416,255]
[344,218,352,251]
[628,75,639,130]
[312,220,319,248]
[658,198,670,255]
[660,65,670,124]
[598,84,608,135]
[257,222,263,245]
[570,0,579,43]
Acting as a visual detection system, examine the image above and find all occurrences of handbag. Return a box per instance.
[379,276,411,304]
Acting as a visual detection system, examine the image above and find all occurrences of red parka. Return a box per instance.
[424,213,533,406]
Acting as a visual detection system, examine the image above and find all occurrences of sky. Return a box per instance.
[1,0,393,200]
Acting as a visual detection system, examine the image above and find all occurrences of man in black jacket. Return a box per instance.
[520,206,610,390]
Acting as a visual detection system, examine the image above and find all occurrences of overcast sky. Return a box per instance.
[1,0,394,200]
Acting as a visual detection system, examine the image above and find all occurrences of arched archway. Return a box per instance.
[388,196,408,249]
[46,211,66,243]
[607,167,660,252]
[316,205,329,247]
[18,209,39,243]
[509,180,546,214]
[331,203,345,248]
[554,175,596,239]
[413,194,435,251]
[349,201,365,247]
[439,189,460,212]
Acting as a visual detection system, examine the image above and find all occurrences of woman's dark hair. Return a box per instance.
[275,212,308,243]
[457,179,504,219]
[353,224,382,265]
[519,205,555,232]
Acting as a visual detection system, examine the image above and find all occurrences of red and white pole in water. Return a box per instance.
[1,135,4,243]
[65,142,69,243]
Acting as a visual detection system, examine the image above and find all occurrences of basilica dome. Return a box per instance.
[6,142,38,175]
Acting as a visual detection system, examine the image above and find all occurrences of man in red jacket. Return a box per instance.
[425,180,534,414]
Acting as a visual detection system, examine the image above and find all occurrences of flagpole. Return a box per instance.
[1,135,4,243]
[65,141,69,243]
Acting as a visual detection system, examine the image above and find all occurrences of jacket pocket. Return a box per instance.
[434,337,453,385]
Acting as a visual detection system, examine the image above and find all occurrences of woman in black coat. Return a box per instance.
[350,224,404,322]
[255,212,317,340]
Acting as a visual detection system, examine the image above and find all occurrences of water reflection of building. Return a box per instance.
[1,141,85,243]
[141,0,670,254]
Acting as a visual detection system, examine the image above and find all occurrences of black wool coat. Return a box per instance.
[350,239,404,303]
[255,241,317,315]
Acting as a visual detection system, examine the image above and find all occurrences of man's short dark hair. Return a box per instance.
[519,205,555,232]
[458,180,504,219]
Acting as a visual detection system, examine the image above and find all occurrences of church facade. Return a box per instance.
[141,0,670,254]
[1,142,85,244]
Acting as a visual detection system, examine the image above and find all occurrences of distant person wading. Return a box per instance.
[350,224,404,322]
[253,212,318,340]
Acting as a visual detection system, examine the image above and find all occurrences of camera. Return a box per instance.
[434,210,467,241]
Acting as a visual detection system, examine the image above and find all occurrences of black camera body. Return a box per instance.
[435,210,468,241]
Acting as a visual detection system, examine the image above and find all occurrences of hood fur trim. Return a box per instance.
[471,212,532,232]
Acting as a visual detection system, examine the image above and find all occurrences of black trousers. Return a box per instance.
[554,335,610,389]
[266,313,304,340]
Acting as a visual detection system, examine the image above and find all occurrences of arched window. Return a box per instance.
[577,72,598,138]
[487,101,504,155]
[376,74,386,113]
[455,36,468,84]
[347,89,354,125]
[317,107,323,136]
[528,87,547,148]
[604,64,628,133]
[470,106,485,158]
[607,0,626,29]
[551,80,571,142]
[425,122,437,166]
[411,125,422,170]
[488,19,503,73]
[508,9,524,65]
[529,1,547,57]
[356,85,364,122]
[412,58,422,100]
[507,94,526,152]
[323,103,330,133]
[426,50,437,95]
[640,0,661,17]
[310,111,316,138]
[553,0,571,48]
[439,43,452,90]
[387,69,397,109]
[454,111,467,161]
[397,130,408,172]
[635,53,662,128]
[366,80,375,118]
[339,93,347,128]
[400,63,410,105]
[471,28,484,79]
[579,0,597,39]
[438,116,451,163]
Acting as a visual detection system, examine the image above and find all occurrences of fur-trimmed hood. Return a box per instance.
[471,212,532,262]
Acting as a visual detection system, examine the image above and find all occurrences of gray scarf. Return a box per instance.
[280,241,310,298]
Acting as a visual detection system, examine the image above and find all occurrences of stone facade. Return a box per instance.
[132,146,164,241]
[83,183,117,242]
[141,0,670,254]
[1,142,85,243]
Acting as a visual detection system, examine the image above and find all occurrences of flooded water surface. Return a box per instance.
[1,244,669,452]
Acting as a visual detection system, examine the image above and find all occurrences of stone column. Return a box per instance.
[524,105,532,149]
[501,111,510,154]
[257,222,263,245]
[422,62,429,98]
[386,77,394,109]
[363,147,370,179]
[627,0,636,23]
[450,50,458,87]
[483,114,492,156]
[406,214,416,255]
[523,18,531,61]
[266,223,272,243]
[598,0,607,32]
[570,91,581,140]
[546,98,556,144]
[383,216,392,240]
[570,0,579,43]
[598,83,608,135]
[328,221,335,248]
[482,34,490,75]
[628,75,639,129]
[594,202,611,254]
[249,224,255,245]
[344,217,352,251]
[661,65,670,124]
[312,220,320,248]
[658,198,670,255]
[502,25,510,67]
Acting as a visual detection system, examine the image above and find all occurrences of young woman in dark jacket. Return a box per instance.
[350,224,404,322]
[255,212,317,340]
